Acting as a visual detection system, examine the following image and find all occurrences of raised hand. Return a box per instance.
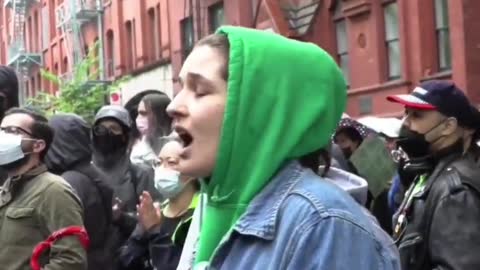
[137,191,162,231]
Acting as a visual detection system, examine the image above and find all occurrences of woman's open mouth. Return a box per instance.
[174,126,193,148]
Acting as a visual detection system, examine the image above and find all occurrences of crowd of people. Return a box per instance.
[0,25,479,270]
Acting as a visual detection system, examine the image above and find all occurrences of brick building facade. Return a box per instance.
[1,0,479,116]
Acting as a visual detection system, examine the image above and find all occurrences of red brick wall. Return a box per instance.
[0,0,478,112]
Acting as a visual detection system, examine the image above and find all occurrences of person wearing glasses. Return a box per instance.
[0,107,87,270]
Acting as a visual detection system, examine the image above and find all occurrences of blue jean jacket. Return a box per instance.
[198,161,400,270]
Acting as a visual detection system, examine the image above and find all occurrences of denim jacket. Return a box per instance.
[197,161,400,270]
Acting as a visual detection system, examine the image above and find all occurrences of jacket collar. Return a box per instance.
[21,164,48,181]
[422,150,464,196]
[233,161,304,240]
[1,164,48,207]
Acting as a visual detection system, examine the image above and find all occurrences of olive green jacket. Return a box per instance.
[0,165,87,270]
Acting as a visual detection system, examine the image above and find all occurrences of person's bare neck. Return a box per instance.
[431,135,464,155]
[165,183,196,218]
[7,157,40,178]
[462,133,473,154]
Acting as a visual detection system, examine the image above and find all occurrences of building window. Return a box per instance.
[42,6,50,50]
[53,63,59,92]
[333,1,349,86]
[106,30,115,77]
[31,76,36,97]
[0,42,4,64]
[49,0,56,39]
[6,5,10,22]
[181,17,194,61]
[209,3,225,33]
[25,82,30,99]
[148,8,161,61]
[125,21,135,71]
[27,17,33,51]
[37,73,41,93]
[43,68,51,93]
[34,11,40,51]
[383,1,401,80]
[434,0,451,71]
[156,4,162,58]
[63,57,68,74]
[84,44,91,76]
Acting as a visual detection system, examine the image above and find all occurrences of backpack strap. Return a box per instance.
[73,163,113,227]
[128,163,140,197]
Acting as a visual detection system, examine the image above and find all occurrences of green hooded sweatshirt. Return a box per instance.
[195,26,347,264]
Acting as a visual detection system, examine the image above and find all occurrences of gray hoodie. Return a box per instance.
[320,166,368,205]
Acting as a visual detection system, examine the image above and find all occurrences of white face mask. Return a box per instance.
[136,116,149,136]
[154,167,185,199]
[0,133,26,165]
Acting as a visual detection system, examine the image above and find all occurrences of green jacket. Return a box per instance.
[0,165,87,270]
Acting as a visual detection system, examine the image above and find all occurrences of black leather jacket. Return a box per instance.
[394,151,480,270]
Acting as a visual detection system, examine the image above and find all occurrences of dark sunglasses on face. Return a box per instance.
[93,125,122,137]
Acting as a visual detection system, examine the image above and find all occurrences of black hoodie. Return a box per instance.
[0,66,19,120]
[45,113,114,270]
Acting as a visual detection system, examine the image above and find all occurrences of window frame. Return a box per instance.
[181,16,194,61]
[208,2,225,34]
[332,1,350,87]
[147,7,162,62]
[382,0,401,81]
[106,30,115,77]
[125,21,135,71]
[434,0,451,71]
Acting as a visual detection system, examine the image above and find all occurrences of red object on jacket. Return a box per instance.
[30,226,90,270]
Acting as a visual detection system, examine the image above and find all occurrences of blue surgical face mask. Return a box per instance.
[154,167,185,199]
[0,133,26,165]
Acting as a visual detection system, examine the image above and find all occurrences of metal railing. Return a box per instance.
[3,0,39,9]
[281,0,321,35]
[73,0,98,22]
[6,0,42,67]
[7,41,42,67]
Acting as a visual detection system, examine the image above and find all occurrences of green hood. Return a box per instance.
[196,26,346,264]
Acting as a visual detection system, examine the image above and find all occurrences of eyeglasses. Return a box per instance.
[0,126,34,137]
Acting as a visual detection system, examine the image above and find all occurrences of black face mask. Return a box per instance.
[396,128,431,159]
[92,126,127,156]
[341,148,353,159]
[396,120,445,159]
[93,133,126,155]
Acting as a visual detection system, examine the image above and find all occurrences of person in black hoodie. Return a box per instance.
[91,105,161,269]
[0,66,19,121]
[44,113,114,270]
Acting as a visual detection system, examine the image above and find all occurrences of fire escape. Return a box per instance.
[4,0,42,103]
[55,0,99,81]
[280,0,321,37]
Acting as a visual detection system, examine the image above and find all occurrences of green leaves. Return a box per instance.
[26,42,130,123]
